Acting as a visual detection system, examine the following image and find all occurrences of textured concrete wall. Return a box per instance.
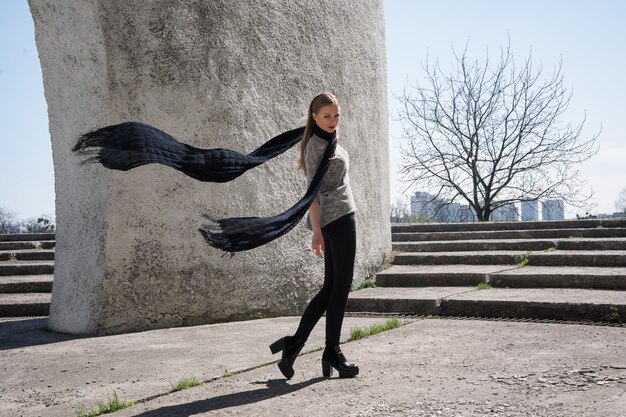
[30,0,390,335]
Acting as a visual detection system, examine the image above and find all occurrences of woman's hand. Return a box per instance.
[311,230,324,258]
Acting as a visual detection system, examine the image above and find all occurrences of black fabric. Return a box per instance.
[73,122,336,253]
[199,138,337,252]
[293,212,356,345]
[312,124,336,142]
[73,122,305,183]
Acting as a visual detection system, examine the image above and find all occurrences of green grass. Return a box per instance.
[76,392,135,417]
[171,377,201,392]
[223,369,235,377]
[356,279,376,290]
[476,281,492,290]
[348,317,402,342]
[517,250,532,267]
[543,246,557,252]
[609,306,621,322]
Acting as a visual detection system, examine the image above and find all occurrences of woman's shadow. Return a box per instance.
[131,376,327,416]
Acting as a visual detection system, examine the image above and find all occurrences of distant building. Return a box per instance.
[597,211,626,219]
[542,199,564,220]
[443,202,461,223]
[459,204,477,222]
[521,201,539,221]
[491,203,519,222]
[410,191,436,219]
[410,191,482,223]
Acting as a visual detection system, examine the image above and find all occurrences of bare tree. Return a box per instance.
[22,215,55,233]
[397,43,599,221]
[390,197,411,223]
[0,207,18,233]
[616,186,626,213]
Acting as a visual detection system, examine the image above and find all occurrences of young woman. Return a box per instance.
[270,92,359,379]
[74,91,359,378]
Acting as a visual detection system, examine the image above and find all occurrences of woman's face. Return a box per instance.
[312,104,340,133]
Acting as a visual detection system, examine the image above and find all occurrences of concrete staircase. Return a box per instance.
[0,233,54,318]
[4,220,626,323]
[348,219,626,323]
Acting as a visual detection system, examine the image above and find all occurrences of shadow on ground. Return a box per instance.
[0,318,84,350]
[131,377,326,417]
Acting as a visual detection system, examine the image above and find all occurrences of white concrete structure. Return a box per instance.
[30,0,389,334]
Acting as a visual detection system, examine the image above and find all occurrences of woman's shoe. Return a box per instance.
[269,336,305,379]
[321,345,359,378]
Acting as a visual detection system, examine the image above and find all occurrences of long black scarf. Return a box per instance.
[73,122,306,183]
[73,122,335,252]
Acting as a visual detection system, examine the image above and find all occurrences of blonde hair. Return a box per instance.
[298,91,340,175]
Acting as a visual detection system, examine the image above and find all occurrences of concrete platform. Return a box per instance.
[377,265,626,290]
[0,233,55,242]
[0,275,54,293]
[491,265,626,290]
[393,237,626,252]
[347,287,626,321]
[392,218,626,233]
[0,293,51,316]
[0,261,54,276]
[376,264,509,287]
[1,317,619,417]
[394,250,626,267]
[392,227,626,242]
[0,249,55,262]
[0,241,55,251]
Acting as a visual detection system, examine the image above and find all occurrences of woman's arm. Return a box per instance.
[309,198,324,258]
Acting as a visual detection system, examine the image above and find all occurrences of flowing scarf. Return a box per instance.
[73,122,306,183]
[73,122,335,252]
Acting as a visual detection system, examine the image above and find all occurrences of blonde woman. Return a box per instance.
[270,92,359,379]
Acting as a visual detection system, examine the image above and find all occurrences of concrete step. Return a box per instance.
[0,261,54,276]
[489,266,626,290]
[392,218,626,233]
[377,265,505,287]
[0,233,55,242]
[0,250,55,262]
[376,265,626,290]
[0,241,55,251]
[393,250,626,267]
[392,238,626,252]
[0,275,54,293]
[0,293,50,317]
[347,286,626,322]
[393,228,626,242]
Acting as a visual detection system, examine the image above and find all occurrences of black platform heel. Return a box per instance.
[269,336,305,379]
[321,345,359,378]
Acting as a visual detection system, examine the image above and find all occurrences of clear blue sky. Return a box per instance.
[1,1,625,219]
[385,0,626,217]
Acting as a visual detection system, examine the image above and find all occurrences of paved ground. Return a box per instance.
[0,315,390,417]
[1,316,625,417]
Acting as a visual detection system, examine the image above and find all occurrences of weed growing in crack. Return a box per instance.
[171,377,201,392]
[348,318,402,342]
[517,250,532,267]
[76,392,135,417]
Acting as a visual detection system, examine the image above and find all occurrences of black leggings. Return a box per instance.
[294,212,356,346]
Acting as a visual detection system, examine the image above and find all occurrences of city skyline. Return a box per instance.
[1,1,625,219]
[407,190,583,223]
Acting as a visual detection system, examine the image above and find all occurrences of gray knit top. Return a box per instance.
[304,132,356,230]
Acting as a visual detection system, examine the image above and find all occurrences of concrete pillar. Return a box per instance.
[29,0,390,334]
